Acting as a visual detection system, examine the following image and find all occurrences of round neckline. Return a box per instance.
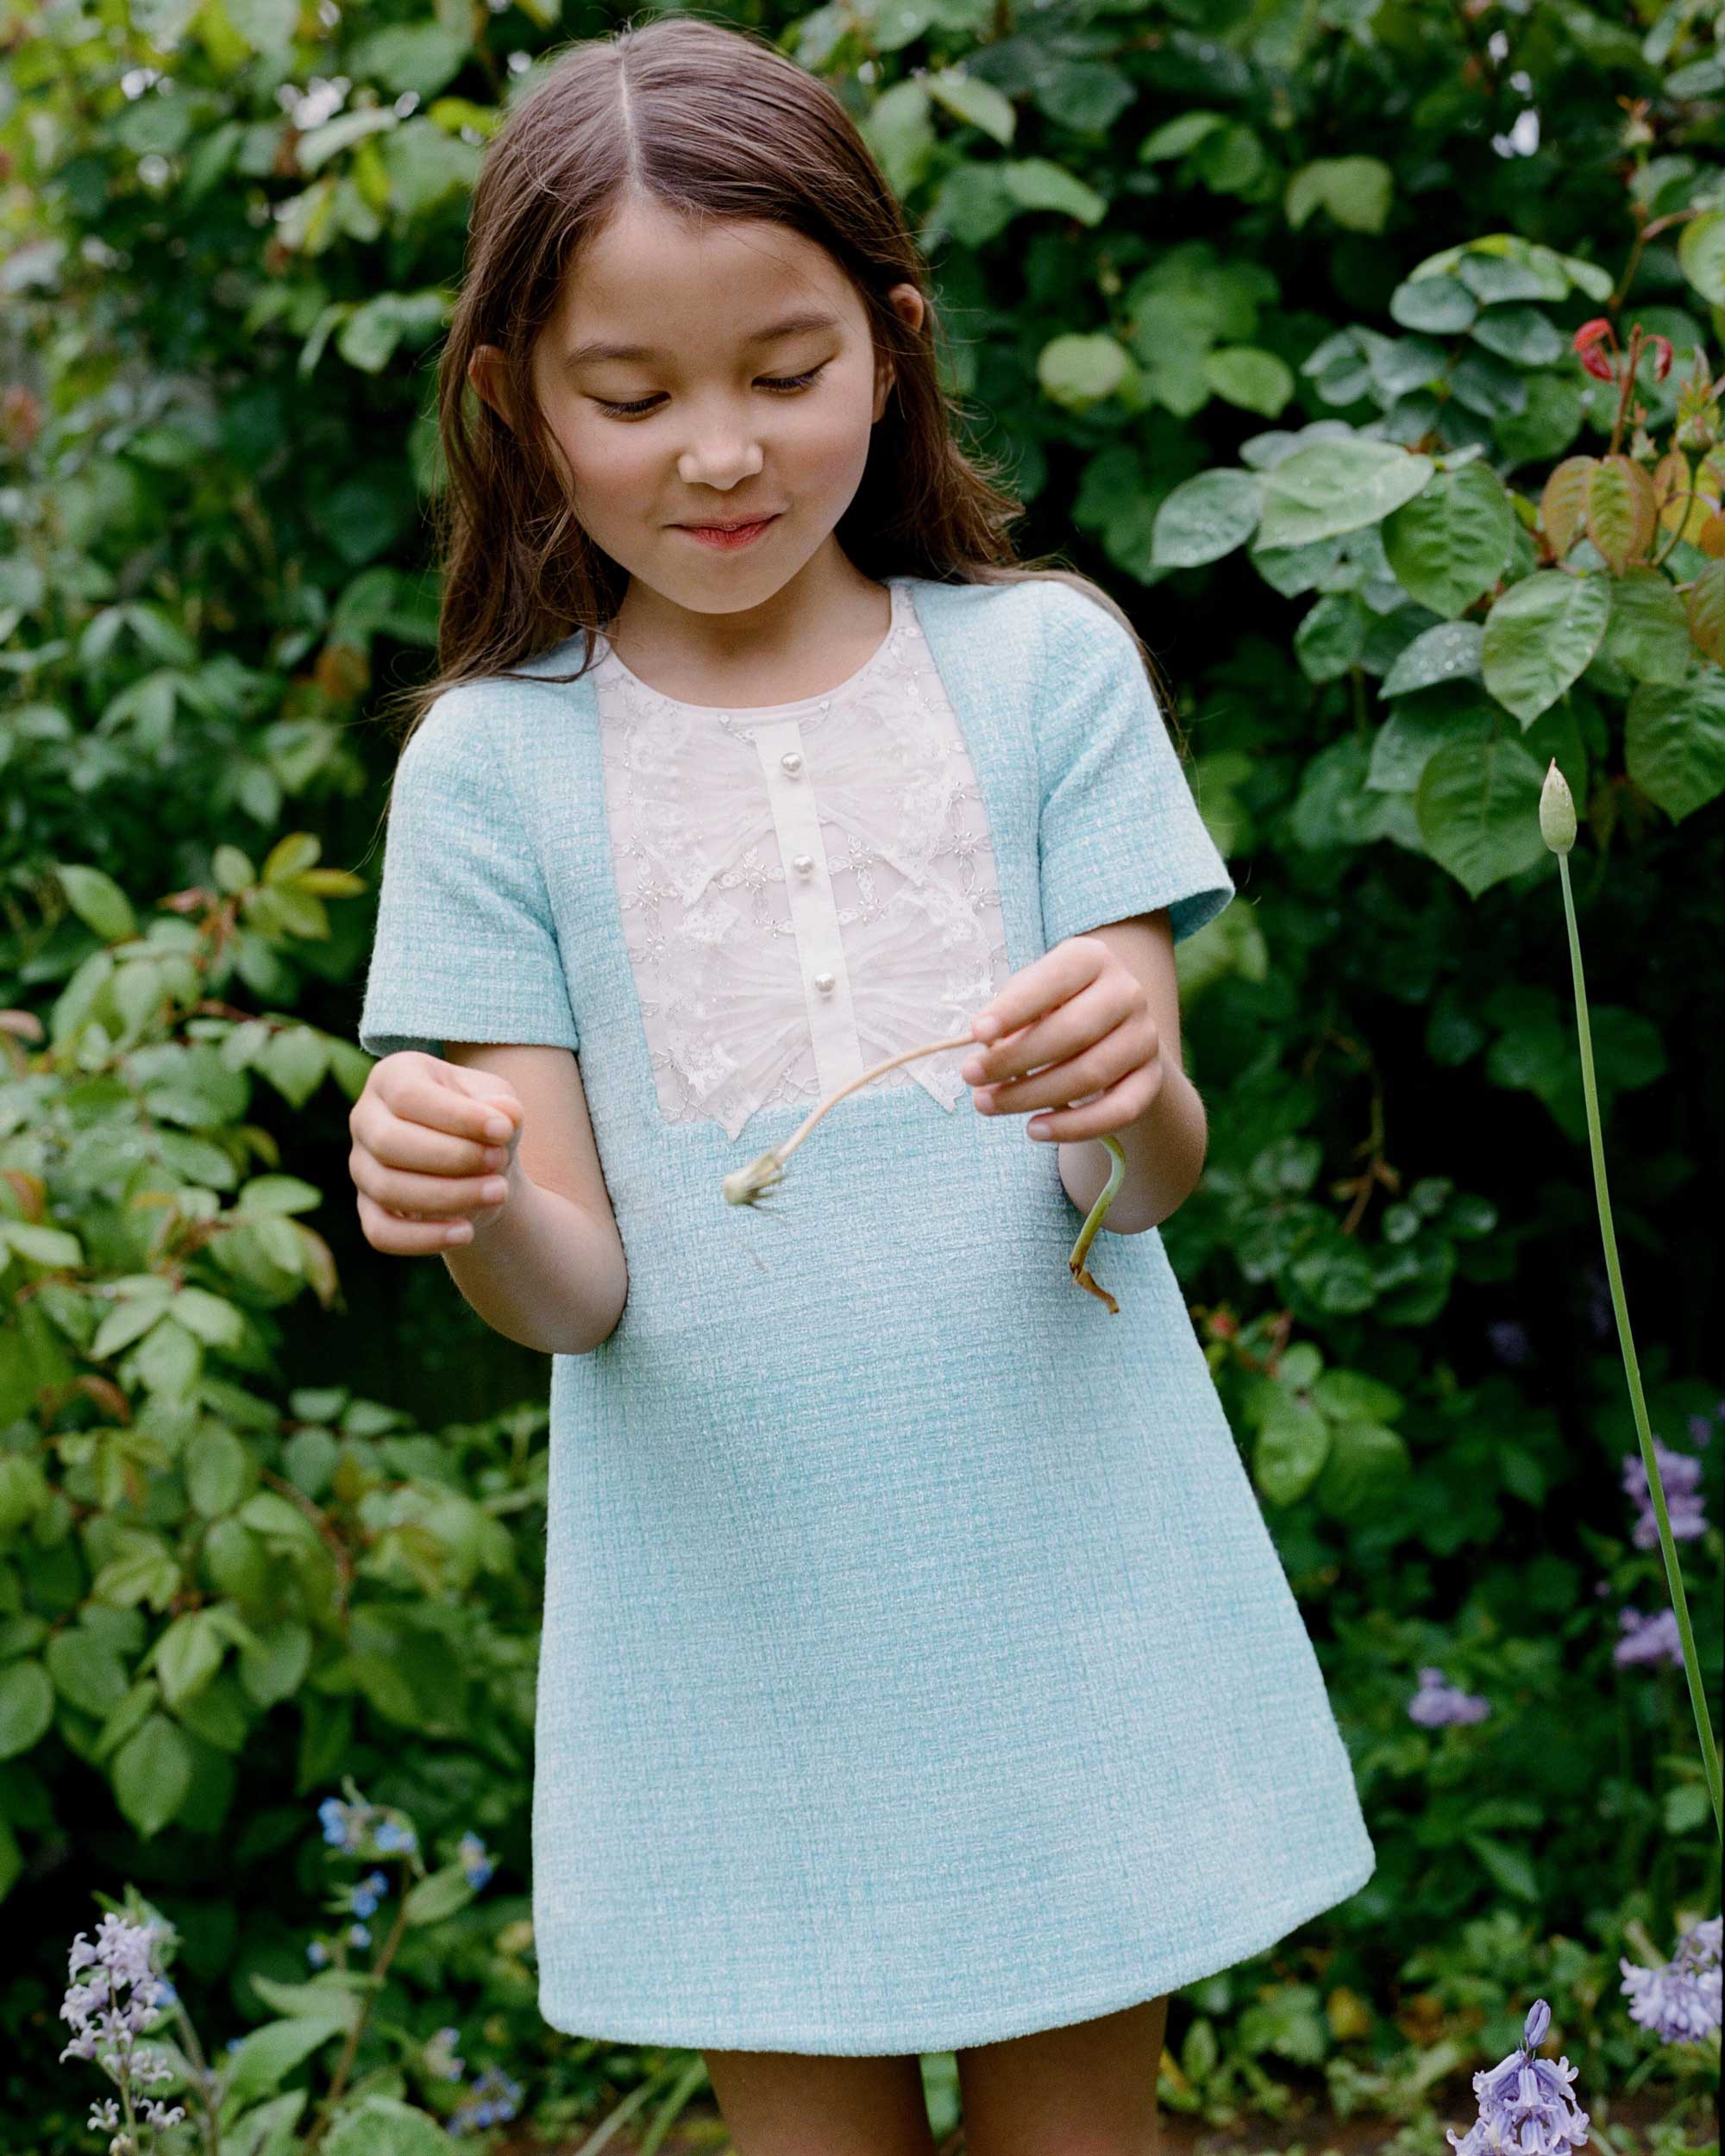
[596,579,906,719]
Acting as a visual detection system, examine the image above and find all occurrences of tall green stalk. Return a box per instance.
[1541,761,1722,1845]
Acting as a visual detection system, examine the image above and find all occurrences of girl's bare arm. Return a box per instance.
[439,1042,629,1355]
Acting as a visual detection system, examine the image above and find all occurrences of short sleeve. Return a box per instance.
[1032,580,1235,950]
[356,688,581,1061]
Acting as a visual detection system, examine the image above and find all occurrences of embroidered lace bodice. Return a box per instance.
[589,577,1011,1142]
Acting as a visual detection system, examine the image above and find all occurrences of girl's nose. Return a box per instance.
[677,434,765,486]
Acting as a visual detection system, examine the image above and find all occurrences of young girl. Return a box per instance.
[349,18,1376,2154]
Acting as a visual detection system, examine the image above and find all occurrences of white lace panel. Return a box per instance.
[590,580,1013,1143]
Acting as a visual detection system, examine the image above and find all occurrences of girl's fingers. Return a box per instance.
[355,1189,476,1254]
[381,1058,521,1145]
[350,1151,509,1222]
[975,1011,1151,1119]
[350,1109,508,1181]
[968,975,1140,1090]
[1019,1066,1152,1143]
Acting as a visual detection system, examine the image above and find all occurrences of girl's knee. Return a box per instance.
[701,2046,938,2156]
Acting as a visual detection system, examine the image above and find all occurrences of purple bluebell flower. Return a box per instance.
[1621,1438,1709,1549]
[58,1915,187,2138]
[1621,1915,1722,2044]
[450,2065,524,2136]
[1446,2001,1589,2156]
[1613,1607,1686,1670]
[1408,1666,1491,1727]
[1686,1413,1713,1448]
[457,1833,495,1891]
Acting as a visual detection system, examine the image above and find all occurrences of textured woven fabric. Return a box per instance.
[357,572,1377,2056]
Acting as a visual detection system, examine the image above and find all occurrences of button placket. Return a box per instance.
[748,712,862,1099]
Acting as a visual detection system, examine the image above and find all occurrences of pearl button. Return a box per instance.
[793,853,814,875]
[813,971,835,993]
[781,750,803,775]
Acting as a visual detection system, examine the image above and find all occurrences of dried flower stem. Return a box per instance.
[723,1031,1129,1307]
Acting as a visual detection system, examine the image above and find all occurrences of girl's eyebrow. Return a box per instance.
[561,310,844,371]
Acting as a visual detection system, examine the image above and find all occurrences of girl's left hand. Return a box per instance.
[959,933,1164,1144]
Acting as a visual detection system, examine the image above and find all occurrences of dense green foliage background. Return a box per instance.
[1,0,1722,2148]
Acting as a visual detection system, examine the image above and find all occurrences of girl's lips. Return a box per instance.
[676,514,780,550]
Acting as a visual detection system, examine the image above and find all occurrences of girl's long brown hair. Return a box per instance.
[381,11,1189,760]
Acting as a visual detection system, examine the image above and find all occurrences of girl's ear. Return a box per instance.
[873,283,925,424]
[468,344,516,433]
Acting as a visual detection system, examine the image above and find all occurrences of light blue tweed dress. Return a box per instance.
[357,572,1377,2056]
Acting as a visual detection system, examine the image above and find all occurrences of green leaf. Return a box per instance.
[111,1713,192,1837]
[1480,572,1613,724]
[1203,347,1294,417]
[1253,1393,1332,1507]
[1295,594,1368,682]
[1151,469,1262,567]
[1036,334,1130,411]
[153,1610,227,1708]
[1138,110,1226,161]
[1285,155,1392,233]
[1257,437,1435,549]
[238,1621,313,1708]
[999,160,1107,225]
[862,81,936,200]
[1598,568,1697,686]
[250,1973,365,2032]
[1465,1833,1540,1902]
[46,1626,131,1720]
[1414,735,1548,896]
[221,2018,342,2114]
[401,1860,476,1927]
[236,1175,323,1216]
[55,863,136,943]
[1678,209,1725,309]
[186,1427,250,1518]
[1381,622,1485,699]
[223,2091,307,2156]
[1624,665,1725,821]
[0,1660,53,1759]
[1389,273,1477,335]
[323,2097,457,2156]
[924,67,1015,144]
[1382,461,1518,618]
[346,22,471,100]
[1468,304,1565,367]
[1313,1420,1410,1525]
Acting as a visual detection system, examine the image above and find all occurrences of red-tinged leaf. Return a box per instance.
[1686,561,1724,665]
[1540,456,1595,558]
[1585,454,1658,572]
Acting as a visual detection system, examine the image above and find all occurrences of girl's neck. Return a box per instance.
[604,548,894,708]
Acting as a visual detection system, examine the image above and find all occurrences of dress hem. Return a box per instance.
[535,1849,1377,2058]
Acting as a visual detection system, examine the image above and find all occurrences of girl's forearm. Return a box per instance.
[442,1172,629,1355]
[1057,1060,1209,1235]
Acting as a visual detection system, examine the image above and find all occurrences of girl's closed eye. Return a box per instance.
[593,364,830,418]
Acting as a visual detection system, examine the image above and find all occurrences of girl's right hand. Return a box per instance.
[349,1050,526,1256]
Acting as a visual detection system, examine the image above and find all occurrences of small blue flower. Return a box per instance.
[457,1833,495,1891]
[348,1924,371,1950]
[373,1820,417,1855]
[306,1940,330,1969]
[450,2065,524,2136]
[350,1871,390,1919]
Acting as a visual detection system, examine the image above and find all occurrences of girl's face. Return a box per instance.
[469,196,924,616]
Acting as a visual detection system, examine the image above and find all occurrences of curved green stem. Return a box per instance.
[1558,848,1722,1843]
[1067,1134,1127,1312]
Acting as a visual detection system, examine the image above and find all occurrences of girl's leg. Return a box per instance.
[701,2047,938,2156]
[953,1992,1169,2156]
